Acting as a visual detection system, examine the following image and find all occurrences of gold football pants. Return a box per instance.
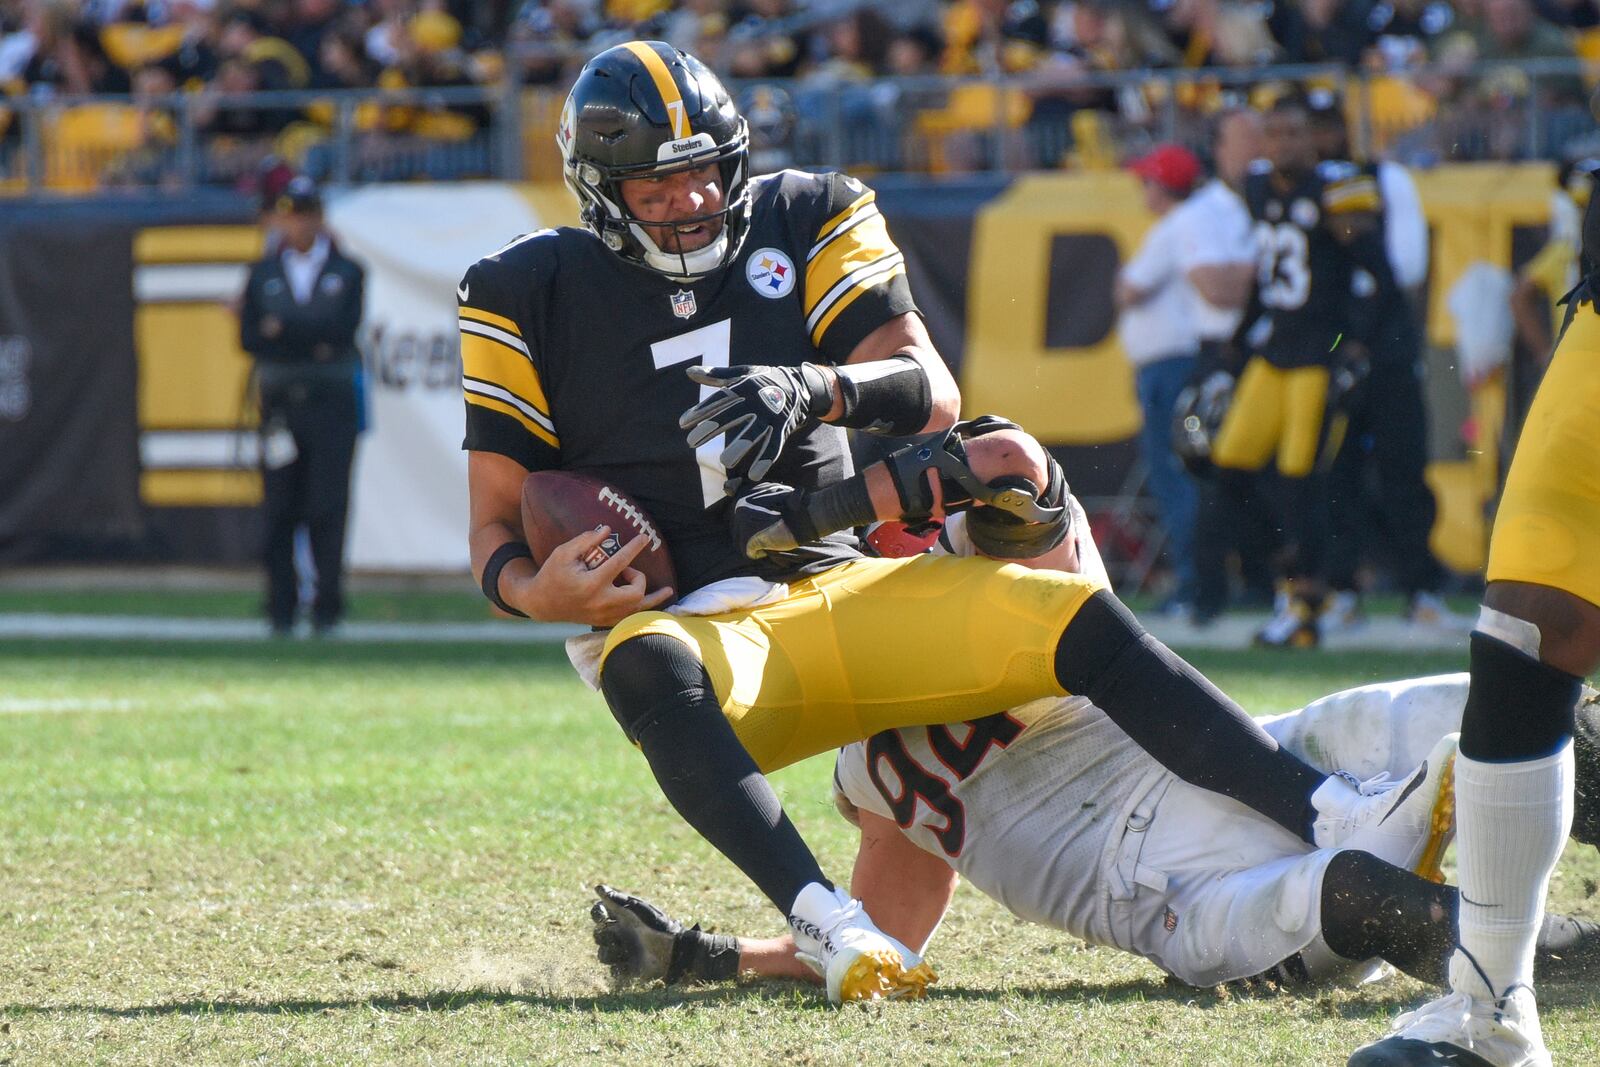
[1486,303,1600,608]
[599,554,1104,773]
[1212,357,1330,479]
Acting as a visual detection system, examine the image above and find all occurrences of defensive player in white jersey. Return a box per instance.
[589,517,1600,994]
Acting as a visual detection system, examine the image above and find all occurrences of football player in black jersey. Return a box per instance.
[459,42,1448,1006]
[1307,92,1452,635]
[1212,95,1395,648]
[1348,96,1600,1067]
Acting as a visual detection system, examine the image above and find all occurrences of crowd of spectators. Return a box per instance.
[2,0,1599,186]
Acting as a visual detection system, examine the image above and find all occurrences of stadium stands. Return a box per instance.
[2,0,1600,192]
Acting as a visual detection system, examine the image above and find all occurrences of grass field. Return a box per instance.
[1,615,1597,1065]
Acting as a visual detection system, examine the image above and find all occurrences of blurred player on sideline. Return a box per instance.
[1305,91,1453,635]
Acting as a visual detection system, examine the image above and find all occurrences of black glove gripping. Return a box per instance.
[679,363,834,491]
[590,884,739,984]
[731,479,876,560]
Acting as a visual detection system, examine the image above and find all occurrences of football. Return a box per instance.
[520,470,678,595]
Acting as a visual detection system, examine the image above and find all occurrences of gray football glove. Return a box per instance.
[679,363,833,492]
[589,884,740,985]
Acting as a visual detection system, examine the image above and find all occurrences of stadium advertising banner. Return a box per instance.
[328,184,570,571]
[0,198,253,563]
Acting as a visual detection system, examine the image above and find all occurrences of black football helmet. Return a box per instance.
[1171,370,1235,478]
[558,41,751,281]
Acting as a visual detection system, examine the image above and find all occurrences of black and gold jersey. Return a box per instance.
[458,169,917,595]
[1244,161,1383,369]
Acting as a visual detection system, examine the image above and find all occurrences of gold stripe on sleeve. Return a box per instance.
[460,333,551,417]
[459,306,523,337]
[813,190,875,247]
[804,213,899,316]
[465,392,560,450]
[1323,177,1379,215]
[810,262,907,347]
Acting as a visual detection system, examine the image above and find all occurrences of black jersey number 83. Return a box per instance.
[1254,221,1311,312]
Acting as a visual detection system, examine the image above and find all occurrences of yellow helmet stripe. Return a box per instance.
[623,41,692,140]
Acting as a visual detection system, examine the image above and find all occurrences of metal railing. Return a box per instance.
[0,82,525,195]
[3,58,1597,195]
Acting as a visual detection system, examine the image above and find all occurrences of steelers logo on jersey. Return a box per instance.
[747,247,796,298]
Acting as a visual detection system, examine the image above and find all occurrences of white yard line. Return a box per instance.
[0,612,1467,652]
[1143,614,1471,653]
[0,614,583,644]
[0,696,143,714]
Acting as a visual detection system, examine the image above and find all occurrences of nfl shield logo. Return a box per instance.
[670,289,697,319]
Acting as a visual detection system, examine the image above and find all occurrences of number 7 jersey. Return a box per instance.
[457,169,918,595]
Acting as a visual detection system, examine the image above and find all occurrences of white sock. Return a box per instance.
[1450,743,1574,999]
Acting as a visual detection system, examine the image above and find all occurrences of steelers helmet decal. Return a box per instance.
[559,41,752,281]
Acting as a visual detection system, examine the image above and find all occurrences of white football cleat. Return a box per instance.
[1314,734,1460,871]
[1254,588,1320,649]
[788,883,936,1005]
[1347,985,1549,1067]
[1406,592,1473,631]
[1320,589,1366,636]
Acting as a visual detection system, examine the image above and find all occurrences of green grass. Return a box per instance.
[0,587,493,622]
[0,630,1596,1065]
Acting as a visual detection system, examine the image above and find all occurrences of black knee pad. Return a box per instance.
[599,633,714,743]
[1461,631,1580,762]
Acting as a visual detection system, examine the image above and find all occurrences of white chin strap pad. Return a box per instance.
[631,222,729,280]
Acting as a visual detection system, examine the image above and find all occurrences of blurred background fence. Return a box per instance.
[5,58,1600,194]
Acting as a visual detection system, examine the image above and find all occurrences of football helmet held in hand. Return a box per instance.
[1172,370,1235,477]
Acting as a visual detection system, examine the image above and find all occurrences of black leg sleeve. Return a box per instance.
[1369,358,1443,597]
[1321,849,1600,987]
[601,634,829,915]
[1054,591,1326,841]
[1320,849,1455,985]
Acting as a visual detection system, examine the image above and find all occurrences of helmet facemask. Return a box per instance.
[564,121,752,281]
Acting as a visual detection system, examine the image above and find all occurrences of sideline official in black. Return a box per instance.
[239,176,365,636]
